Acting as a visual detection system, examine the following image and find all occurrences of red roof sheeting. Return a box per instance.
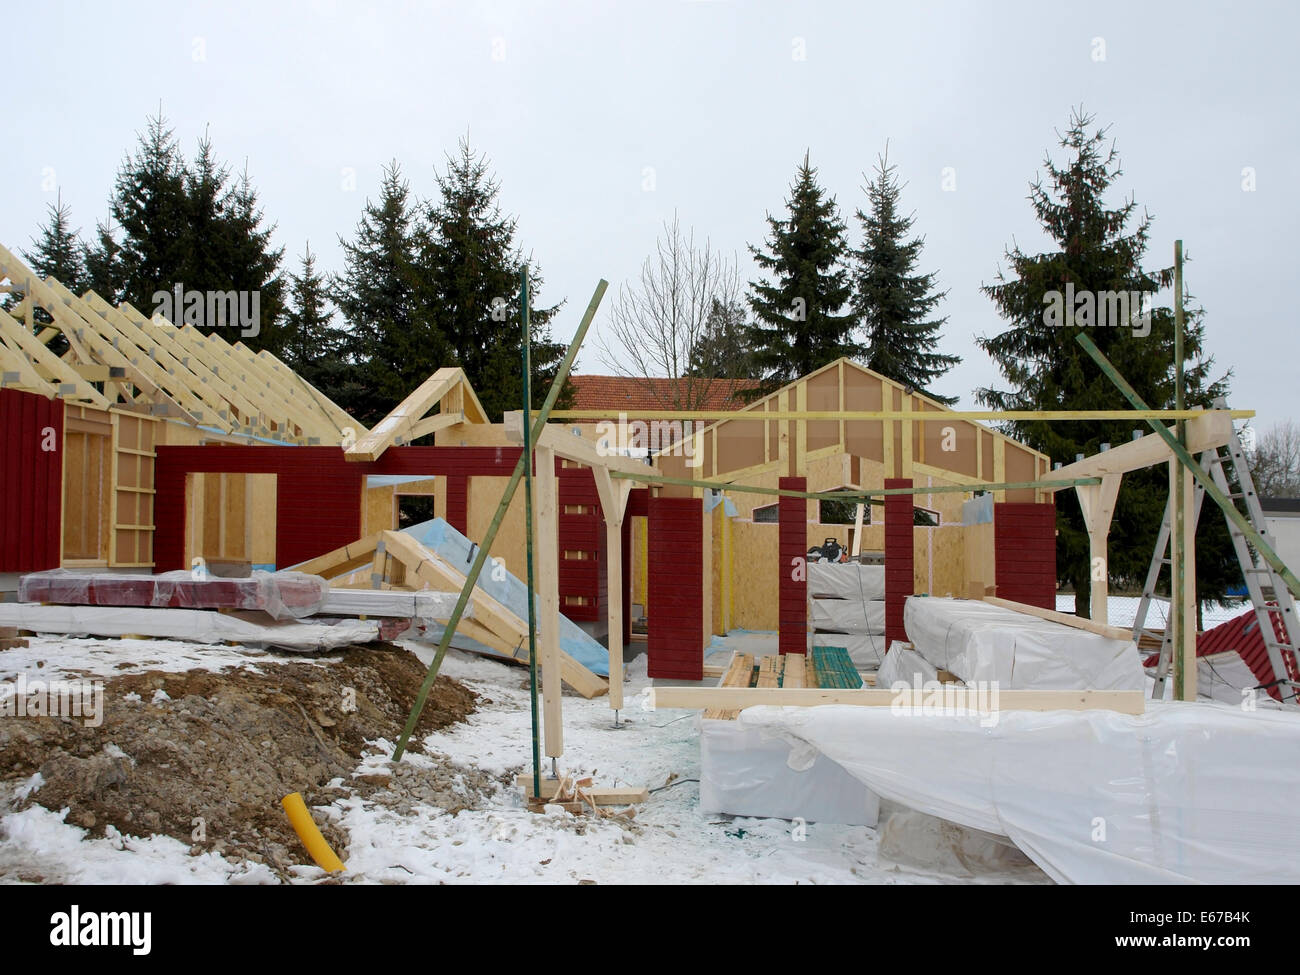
[1143,606,1296,701]
[568,375,757,415]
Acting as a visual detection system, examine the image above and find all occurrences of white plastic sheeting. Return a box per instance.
[0,603,379,652]
[737,700,1300,884]
[875,643,939,687]
[904,596,1143,690]
[699,718,880,826]
[807,562,885,600]
[810,598,886,634]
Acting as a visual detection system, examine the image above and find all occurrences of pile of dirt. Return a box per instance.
[0,642,485,877]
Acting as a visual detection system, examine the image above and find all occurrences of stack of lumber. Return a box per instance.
[704,647,868,720]
[18,569,328,619]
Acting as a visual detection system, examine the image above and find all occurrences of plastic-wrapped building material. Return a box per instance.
[736,700,1300,884]
[0,602,378,652]
[810,597,886,634]
[875,643,940,687]
[699,718,880,826]
[400,518,609,676]
[807,562,886,600]
[904,596,1142,690]
[18,569,328,620]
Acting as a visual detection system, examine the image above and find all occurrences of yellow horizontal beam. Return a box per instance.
[551,408,1253,422]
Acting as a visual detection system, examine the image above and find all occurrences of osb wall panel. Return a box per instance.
[914,525,966,597]
[964,521,996,593]
[362,485,396,535]
[1004,444,1038,502]
[731,520,779,630]
[61,427,109,562]
[715,418,765,474]
[467,475,527,586]
[920,415,979,478]
[843,375,884,463]
[711,504,725,635]
[805,368,841,451]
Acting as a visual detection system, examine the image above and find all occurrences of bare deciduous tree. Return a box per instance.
[1248,419,1300,498]
[598,214,742,410]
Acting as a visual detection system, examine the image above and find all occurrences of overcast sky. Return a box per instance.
[5,0,1296,434]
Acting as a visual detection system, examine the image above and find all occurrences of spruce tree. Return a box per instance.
[282,243,359,410]
[83,114,285,352]
[216,167,286,354]
[421,139,567,420]
[85,112,190,307]
[24,193,87,293]
[9,194,86,356]
[332,161,434,426]
[852,147,959,404]
[743,152,859,400]
[978,109,1232,620]
[688,298,755,381]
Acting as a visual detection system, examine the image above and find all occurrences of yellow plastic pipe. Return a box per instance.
[281,793,346,872]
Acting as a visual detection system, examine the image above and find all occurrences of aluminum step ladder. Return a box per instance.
[1136,399,1300,704]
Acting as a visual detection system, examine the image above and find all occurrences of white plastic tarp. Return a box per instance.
[810,597,885,634]
[0,603,379,652]
[699,718,880,826]
[904,596,1143,690]
[807,562,885,600]
[875,644,939,687]
[738,700,1300,883]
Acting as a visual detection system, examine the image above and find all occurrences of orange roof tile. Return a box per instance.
[568,375,757,415]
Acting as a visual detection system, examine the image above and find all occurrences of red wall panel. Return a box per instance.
[994,501,1057,610]
[0,390,63,573]
[647,495,703,679]
[778,476,807,654]
[445,475,468,534]
[884,478,914,647]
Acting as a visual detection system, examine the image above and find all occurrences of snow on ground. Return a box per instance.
[0,635,284,683]
[0,633,1044,885]
[1055,594,1245,630]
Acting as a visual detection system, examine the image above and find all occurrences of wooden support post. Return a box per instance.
[851,502,865,557]
[535,445,563,756]
[593,468,632,713]
[1075,472,1122,624]
[1170,459,1197,700]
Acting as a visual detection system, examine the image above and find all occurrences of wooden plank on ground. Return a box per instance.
[783,652,805,688]
[654,685,1145,714]
[704,651,754,720]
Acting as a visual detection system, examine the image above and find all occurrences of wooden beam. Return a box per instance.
[1075,472,1122,624]
[405,411,464,443]
[652,685,1145,714]
[592,467,632,712]
[1043,412,1233,484]
[503,410,653,478]
[534,445,564,755]
[347,368,466,461]
[0,308,109,405]
[981,595,1133,642]
[286,533,382,579]
[551,408,1251,421]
